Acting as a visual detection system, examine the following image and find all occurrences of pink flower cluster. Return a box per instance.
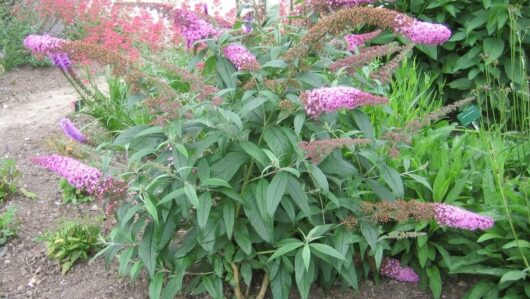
[223,44,260,71]
[434,204,494,231]
[395,18,451,45]
[300,87,388,118]
[173,9,219,48]
[344,30,382,51]
[380,258,419,282]
[32,154,102,194]
[23,35,71,70]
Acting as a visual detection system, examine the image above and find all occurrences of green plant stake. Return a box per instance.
[457,105,481,129]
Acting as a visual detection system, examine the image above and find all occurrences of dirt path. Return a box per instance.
[0,67,148,298]
[0,67,473,299]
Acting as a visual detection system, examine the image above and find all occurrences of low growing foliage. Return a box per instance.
[40,221,101,274]
[0,207,17,246]
[0,159,21,202]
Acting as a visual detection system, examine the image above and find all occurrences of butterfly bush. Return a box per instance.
[32,155,102,194]
[434,203,494,231]
[344,30,381,50]
[173,8,219,48]
[23,35,71,70]
[59,118,87,143]
[380,258,420,282]
[223,44,260,71]
[301,87,388,118]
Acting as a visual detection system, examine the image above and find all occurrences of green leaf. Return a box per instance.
[216,56,236,89]
[239,96,267,117]
[143,195,159,224]
[502,240,530,249]
[466,281,496,299]
[407,174,433,191]
[184,183,199,208]
[266,172,290,217]
[210,152,249,182]
[222,201,235,239]
[483,38,504,64]
[286,177,311,217]
[149,272,164,299]
[197,192,212,229]
[240,141,269,167]
[302,245,311,271]
[262,59,288,69]
[351,110,374,140]
[294,250,313,299]
[270,263,292,299]
[200,178,231,189]
[269,241,304,261]
[263,127,292,160]
[427,266,442,299]
[294,114,305,135]
[234,224,252,255]
[308,163,329,193]
[360,221,379,250]
[499,270,526,284]
[138,223,156,278]
[309,243,346,261]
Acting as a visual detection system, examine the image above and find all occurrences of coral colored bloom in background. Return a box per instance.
[223,44,260,71]
[434,204,494,230]
[344,30,381,50]
[380,258,420,282]
[300,87,388,118]
[59,118,87,143]
[32,155,102,194]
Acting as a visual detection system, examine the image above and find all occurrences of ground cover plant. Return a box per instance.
[0,207,17,246]
[15,0,528,298]
[40,220,101,274]
[0,159,21,202]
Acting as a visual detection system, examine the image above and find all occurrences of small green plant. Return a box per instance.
[41,221,101,274]
[58,178,92,204]
[0,207,16,245]
[0,159,21,202]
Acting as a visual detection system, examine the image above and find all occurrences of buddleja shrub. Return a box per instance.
[24,2,495,299]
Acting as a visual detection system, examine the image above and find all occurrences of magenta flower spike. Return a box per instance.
[434,204,494,231]
[381,258,420,282]
[344,30,382,50]
[23,35,71,70]
[308,0,379,10]
[300,86,388,118]
[223,44,259,71]
[32,154,102,194]
[395,19,451,45]
[59,118,87,143]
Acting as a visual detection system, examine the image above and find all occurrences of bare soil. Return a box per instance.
[0,67,473,299]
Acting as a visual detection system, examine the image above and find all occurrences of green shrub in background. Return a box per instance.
[0,0,47,70]
[393,0,530,130]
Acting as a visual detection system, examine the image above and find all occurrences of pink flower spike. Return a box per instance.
[397,20,451,45]
[344,30,381,50]
[434,204,494,231]
[300,86,388,118]
[32,154,102,194]
[381,258,419,282]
